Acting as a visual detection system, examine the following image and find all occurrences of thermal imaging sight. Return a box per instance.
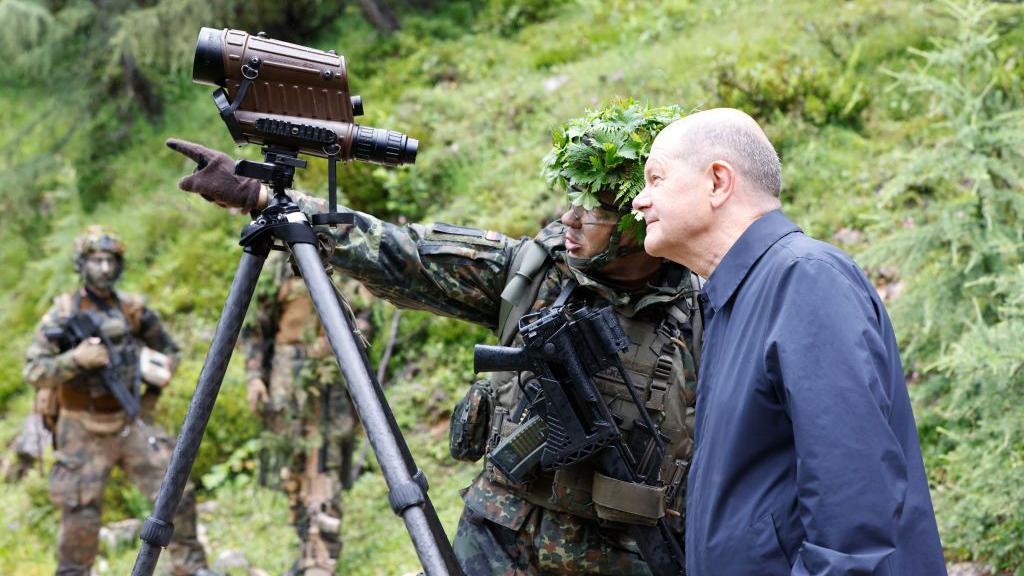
[193,27,417,166]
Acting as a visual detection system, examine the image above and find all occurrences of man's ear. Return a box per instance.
[708,160,737,209]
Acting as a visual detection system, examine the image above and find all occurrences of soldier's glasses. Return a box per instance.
[568,203,622,226]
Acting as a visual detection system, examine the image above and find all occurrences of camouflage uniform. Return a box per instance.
[24,232,210,576]
[293,193,699,575]
[242,250,362,576]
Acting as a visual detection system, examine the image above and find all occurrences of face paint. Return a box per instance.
[82,252,121,290]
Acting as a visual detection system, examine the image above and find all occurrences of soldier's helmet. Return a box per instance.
[74,226,126,272]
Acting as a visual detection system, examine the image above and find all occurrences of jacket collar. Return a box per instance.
[702,209,801,312]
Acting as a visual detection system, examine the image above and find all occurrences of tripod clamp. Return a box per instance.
[389,468,430,515]
[239,202,317,254]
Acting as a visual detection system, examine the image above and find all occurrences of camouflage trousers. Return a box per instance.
[454,481,653,576]
[49,410,206,576]
[262,346,356,575]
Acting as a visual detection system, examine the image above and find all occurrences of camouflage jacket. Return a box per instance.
[294,192,699,531]
[24,288,180,412]
[294,193,691,325]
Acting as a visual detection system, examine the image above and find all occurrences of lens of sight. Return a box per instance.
[193,27,226,87]
[353,126,418,166]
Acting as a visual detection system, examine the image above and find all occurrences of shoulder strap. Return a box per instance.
[497,240,552,346]
[688,272,703,375]
[117,293,146,334]
[52,292,77,318]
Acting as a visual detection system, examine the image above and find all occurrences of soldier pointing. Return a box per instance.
[169,100,699,575]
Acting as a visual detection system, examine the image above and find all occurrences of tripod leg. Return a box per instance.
[132,249,268,576]
[290,242,462,576]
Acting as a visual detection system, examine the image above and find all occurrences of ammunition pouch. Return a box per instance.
[448,379,494,462]
[60,408,128,435]
[34,388,60,433]
[592,472,666,526]
[489,415,545,484]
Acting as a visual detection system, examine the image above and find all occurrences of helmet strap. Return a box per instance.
[565,220,625,273]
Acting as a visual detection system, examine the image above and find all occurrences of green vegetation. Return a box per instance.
[542,100,684,240]
[863,1,1024,566]
[1,0,1022,573]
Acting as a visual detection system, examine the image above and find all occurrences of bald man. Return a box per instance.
[633,109,946,575]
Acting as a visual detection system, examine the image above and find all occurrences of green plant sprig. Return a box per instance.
[542,99,684,239]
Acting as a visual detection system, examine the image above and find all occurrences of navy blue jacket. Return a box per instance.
[685,210,945,575]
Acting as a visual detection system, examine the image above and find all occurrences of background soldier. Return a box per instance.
[23,226,216,576]
[242,249,363,576]
[168,100,699,575]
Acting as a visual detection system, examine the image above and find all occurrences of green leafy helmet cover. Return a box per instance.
[542,99,684,240]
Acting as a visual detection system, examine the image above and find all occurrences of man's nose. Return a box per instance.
[100,260,113,273]
[633,187,651,212]
[560,207,581,228]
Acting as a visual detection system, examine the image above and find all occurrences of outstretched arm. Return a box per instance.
[295,191,515,329]
[167,138,522,330]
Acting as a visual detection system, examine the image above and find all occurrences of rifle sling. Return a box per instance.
[497,240,551,346]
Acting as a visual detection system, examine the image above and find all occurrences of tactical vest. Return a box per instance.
[54,289,144,415]
[267,257,332,355]
[452,238,702,528]
[275,275,318,346]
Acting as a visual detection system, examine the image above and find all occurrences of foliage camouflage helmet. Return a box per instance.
[74,225,126,259]
[73,225,126,283]
[541,99,684,270]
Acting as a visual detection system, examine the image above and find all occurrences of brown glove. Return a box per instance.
[71,337,109,370]
[166,138,267,212]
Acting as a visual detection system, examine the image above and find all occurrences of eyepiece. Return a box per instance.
[353,126,418,166]
[193,27,226,87]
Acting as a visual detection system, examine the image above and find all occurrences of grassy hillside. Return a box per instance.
[2,0,1022,573]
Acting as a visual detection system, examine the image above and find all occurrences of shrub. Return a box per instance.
[706,49,868,129]
[862,1,1024,568]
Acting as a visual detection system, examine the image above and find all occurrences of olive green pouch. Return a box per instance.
[449,379,494,462]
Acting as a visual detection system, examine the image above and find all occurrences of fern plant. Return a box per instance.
[541,99,684,239]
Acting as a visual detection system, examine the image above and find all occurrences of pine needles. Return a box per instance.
[866,0,1024,565]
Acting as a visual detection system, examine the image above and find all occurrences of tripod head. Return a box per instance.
[234,145,352,230]
[236,146,306,195]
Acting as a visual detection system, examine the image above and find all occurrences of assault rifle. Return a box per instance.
[474,304,685,576]
[44,311,142,420]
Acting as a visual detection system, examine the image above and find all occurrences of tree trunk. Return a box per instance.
[120,51,162,118]
[355,0,400,34]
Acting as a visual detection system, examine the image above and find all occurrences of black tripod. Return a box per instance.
[132,147,462,576]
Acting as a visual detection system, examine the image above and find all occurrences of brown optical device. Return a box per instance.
[193,27,417,166]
